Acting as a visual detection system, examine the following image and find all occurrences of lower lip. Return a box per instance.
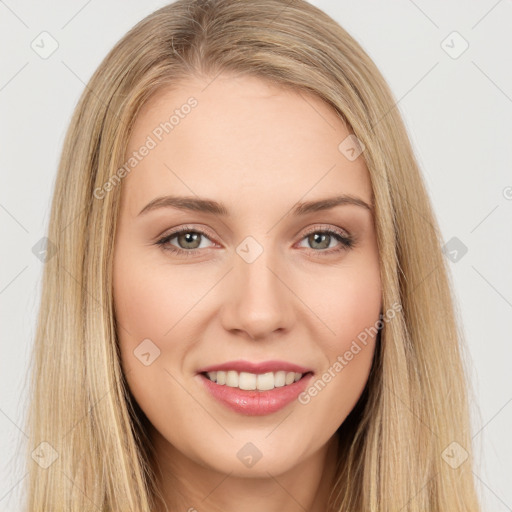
[198,373,314,416]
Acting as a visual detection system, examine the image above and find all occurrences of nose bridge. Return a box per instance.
[222,237,293,339]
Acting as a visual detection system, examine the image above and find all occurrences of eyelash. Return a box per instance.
[155,224,355,258]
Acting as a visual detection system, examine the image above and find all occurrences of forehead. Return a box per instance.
[120,74,372,217]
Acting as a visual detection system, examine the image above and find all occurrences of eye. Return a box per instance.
[155,224,355,258]
[155,225,216,257]
[296,226,354,255]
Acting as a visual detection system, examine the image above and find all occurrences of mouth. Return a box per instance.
[201,369,313,391]
[196,360,315,416]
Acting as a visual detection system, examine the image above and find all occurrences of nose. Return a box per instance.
[219,248,295,341]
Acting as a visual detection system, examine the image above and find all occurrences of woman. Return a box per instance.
[25,0,481,510]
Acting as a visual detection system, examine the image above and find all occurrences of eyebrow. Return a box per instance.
[137,194,373,217]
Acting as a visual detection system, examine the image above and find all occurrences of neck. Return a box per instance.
[150,428,340,512]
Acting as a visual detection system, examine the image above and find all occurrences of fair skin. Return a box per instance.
[113,73,382,512]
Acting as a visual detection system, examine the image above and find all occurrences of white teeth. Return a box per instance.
[257,372,274,391]
[239,372,256,390]
[205,370,304,390]
[274,371,286,387]
[226,370,238,387]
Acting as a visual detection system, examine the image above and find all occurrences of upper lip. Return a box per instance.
[197,359,314,375]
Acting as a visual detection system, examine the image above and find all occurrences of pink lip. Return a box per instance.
[196,359,313,374]
[198,373,314,416]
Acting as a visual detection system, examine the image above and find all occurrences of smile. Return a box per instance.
[196,360,315,416]
[204,370,304,391]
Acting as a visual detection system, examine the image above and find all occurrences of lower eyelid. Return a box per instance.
[158,230,216,250]
[157,227,354,254]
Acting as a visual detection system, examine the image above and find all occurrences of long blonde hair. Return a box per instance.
[24,0,481,510]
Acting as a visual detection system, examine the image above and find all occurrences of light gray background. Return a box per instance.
[1,1,511,510]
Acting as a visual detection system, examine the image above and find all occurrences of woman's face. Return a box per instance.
[113,73,382,478]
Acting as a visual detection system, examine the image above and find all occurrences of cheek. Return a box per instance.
[113,253,192,348]
[295,255,381,428]
[113,250,217,400]
[112,254,194,429]
[112,251,183,382]
[327,274,381,350]
[113,237,382,421]
[312,253,382,355]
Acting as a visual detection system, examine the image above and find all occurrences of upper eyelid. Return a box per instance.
[160,224,352,246]
[162,225,218,245]
[301,224,350,237]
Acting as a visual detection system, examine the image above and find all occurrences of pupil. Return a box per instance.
[177,232,333,251]
[181,232,200,249]
[311,233,329,249]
